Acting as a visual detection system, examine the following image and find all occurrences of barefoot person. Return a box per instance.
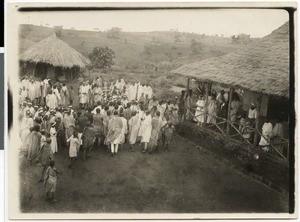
[43,160,59,203]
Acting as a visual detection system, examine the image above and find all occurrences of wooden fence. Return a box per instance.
[184,106,289,164]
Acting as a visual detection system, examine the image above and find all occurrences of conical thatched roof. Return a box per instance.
[172,22,289,98]
[20,33,90,69]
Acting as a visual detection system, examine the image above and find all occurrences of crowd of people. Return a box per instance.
[19,76,181,202]
[182,88,285,153]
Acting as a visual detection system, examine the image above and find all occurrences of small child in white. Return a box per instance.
[67,131,80,168]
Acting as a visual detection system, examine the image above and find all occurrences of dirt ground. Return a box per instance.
[19,133,288,214]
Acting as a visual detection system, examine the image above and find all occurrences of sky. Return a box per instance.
[20,9,289,38]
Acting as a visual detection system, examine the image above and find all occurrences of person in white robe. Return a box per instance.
[141,111,152,153]
[206,95,218,124]
[119,79,125,92]
[50,123,58,154]
[20,110,34,151]
[46,90,58,110]
[79,82,89,106]
[28,80,36,102]
[119,113,128,150]
[20,86,27,102]
[61,84,69,107]
[93,85,103,104]
[259,117,273,152]
[34,80,42,105]
[52,86,61,106]
[194,95,206,125]
[128,111,141,151]
[41,79,50,106]
[21,77,29,98]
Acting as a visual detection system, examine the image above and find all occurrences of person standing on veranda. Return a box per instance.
[230,92,241,123]
[194,95,206,126]
[259,117,273,152]
[206,94,218,124]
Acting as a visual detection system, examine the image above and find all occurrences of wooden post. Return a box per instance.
[253,94,263,146]
[184,78,190,121]
[226,87,234,135]
[203,82,210,127]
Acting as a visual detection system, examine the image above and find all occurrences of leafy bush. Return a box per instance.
[89,47,115,69]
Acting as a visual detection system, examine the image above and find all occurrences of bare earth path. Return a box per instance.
[20,134,288,213]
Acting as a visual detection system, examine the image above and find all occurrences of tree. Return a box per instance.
[106,27,122,39]
[89,47,115,69]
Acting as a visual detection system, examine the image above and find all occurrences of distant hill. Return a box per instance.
[19,24,251,70]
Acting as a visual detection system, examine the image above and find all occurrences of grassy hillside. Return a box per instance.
[19,24,245,68]
[19,24,252,100]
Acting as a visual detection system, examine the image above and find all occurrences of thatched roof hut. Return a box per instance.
[172,22,289,98]
[19,33,90,80]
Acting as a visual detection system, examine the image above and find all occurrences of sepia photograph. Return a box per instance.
[7,2,296,219]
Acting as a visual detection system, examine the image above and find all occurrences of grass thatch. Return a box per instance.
[19,33,90,69]
[172,22,289,98]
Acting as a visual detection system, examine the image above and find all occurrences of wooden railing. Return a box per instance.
[184,107,289,162]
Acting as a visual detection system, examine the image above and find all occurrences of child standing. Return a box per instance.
[67,131,80,168]
[43,160,59,203]
[50,123,58,154]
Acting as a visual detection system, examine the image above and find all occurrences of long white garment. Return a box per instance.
[128,115,141,144]
[28,82,35,101]
[259,122,273,146]
[137,111,145,137]
[50,127,58,153]
[21,79,29,98]
[20,117,34,150]
[53,88,61,101]
[35,81,42,98]
[195,99,206,123]
[141,115,152,143]
[79,85,89,104]
[46,94,58,110]
[67,136,80,158]
[41,79,49,98]
[120,117,128,144]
